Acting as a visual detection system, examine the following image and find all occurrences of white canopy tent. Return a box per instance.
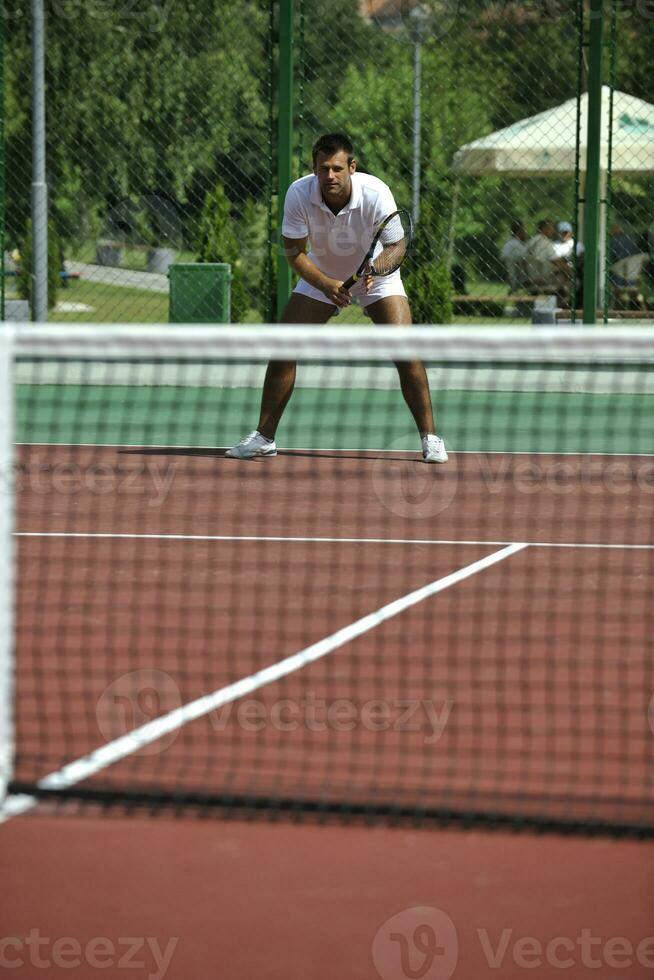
[452,87,654,304]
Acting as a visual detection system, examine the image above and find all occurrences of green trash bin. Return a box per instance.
[169,263,231,323]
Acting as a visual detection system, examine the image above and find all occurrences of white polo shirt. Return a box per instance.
[282,171,398,280]
[500,236,527,290]
[525,233,560,287]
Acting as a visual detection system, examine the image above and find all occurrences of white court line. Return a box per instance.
[16,441,654,458]
[0,542,525,823]
[0,795,37,824]
[13,532,654,549]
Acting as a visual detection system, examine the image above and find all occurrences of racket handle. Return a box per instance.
[342,274,356,290]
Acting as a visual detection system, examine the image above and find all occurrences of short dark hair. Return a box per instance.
[312,133,354,167]
[537,219,553,231]
[510,220,525,235]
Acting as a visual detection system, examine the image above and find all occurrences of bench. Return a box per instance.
[454,296,653,320]
[454,293,550,303]
[565,309,654,320]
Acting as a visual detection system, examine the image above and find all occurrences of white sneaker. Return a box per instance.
[225,431,277,459]
[422,434,448,464]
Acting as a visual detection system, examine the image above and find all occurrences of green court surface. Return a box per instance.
[16,383,654,454]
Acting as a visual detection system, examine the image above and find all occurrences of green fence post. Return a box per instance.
[582,0,604,325]
[276,0,294,322]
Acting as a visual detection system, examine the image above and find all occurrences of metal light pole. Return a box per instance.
[409,5,431,228]
[276,0,294,322]
[582,0,604,324]
[31,0,48,321]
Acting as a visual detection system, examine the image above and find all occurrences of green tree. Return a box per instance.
[5,0,272,249]
[404,195,453,324]
[196,181,249,322]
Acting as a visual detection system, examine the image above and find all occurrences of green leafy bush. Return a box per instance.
[195,182,248,322]
[406,258,453,325]
[403,196,453,325]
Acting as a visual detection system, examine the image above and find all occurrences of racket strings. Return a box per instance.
[370,210,412,276]
[371,237,408,276]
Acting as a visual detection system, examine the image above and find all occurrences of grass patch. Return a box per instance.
[52,279,168,322]
[52,277,264,324]
[70,243,196,271]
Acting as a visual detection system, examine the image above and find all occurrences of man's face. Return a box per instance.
[314,150,356,202]
[541,222,555,239]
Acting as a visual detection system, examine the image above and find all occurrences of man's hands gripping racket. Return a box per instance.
[343,208,413,291]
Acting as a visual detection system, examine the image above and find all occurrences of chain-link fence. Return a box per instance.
[603,0,654,317]
[3,0,275,323]
[2,0,654,323]
[298,0,585,321]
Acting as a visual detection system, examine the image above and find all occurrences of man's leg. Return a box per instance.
[366,295,436,436]
[257,293,333,439]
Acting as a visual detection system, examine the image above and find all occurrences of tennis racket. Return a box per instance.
[342,208,412,290]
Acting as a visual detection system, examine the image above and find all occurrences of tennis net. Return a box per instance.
[1,324,653,834]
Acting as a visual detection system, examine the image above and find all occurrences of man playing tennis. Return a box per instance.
[226,133,448,463]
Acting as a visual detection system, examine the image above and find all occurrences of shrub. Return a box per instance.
[405,257,453,325]
[195,182,249,322]
[402,193,453,324]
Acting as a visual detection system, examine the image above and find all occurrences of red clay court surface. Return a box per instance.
[2,443,654,978]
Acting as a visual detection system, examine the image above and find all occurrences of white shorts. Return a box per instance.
[293,269,406,308]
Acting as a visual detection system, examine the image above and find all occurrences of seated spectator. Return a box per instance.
[553,221,575,260]
[610,221,641,268]
[610,221,648,310]
[554,220,585,306]
[642,225,654,286]
[525,219,571,300]
[500,221,528,292]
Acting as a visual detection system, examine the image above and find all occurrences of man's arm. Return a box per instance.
[282,236,351,307]
[550,255,570,274]
[542,238,568,272]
